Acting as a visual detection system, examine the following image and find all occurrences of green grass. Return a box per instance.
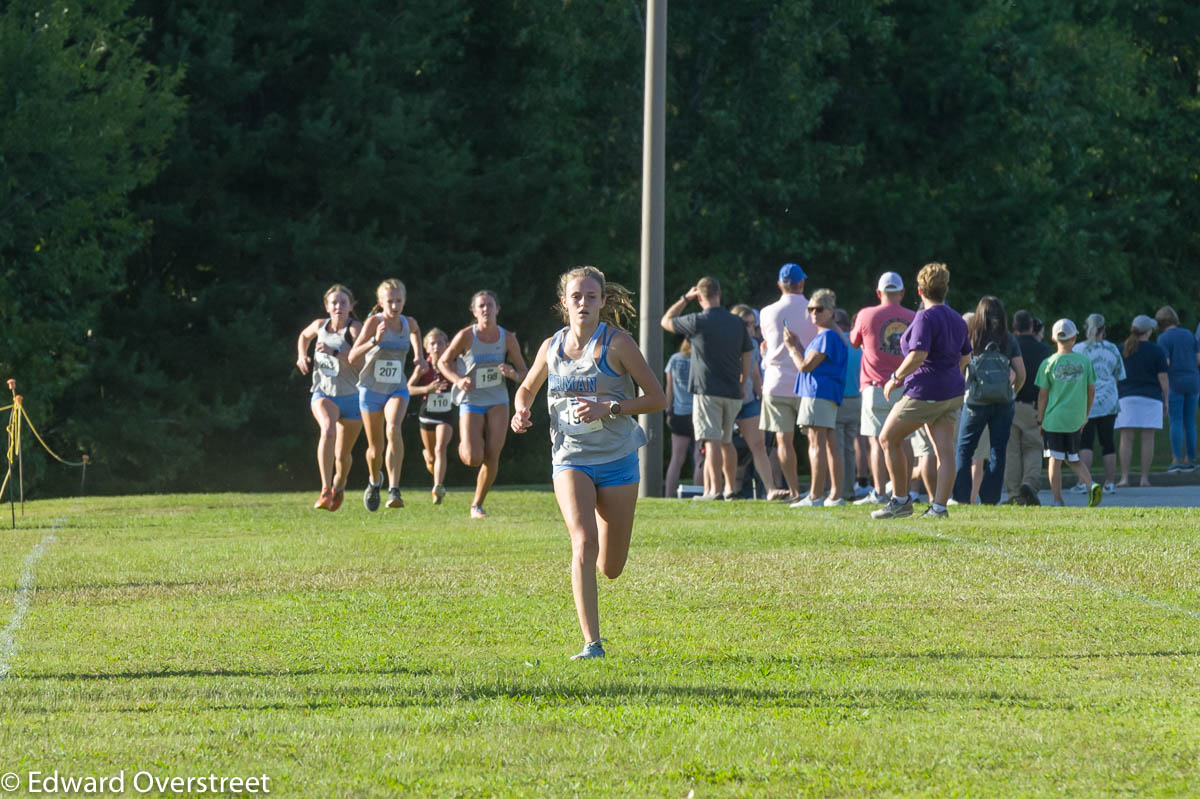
[0,491,1198,797]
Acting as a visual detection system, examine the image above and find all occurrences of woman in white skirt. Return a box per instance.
[1115,314,1168,487]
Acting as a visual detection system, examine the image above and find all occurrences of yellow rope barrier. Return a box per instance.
[18,403,86,467]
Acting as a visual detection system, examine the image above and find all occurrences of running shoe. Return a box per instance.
[692,493,722,501]
[329,489,345,512]
[1184,463,1198,472]
[1167,463,1184,473]
[470,504,488,519]
[722,492,738,501]
[313,489,333,511]
[1018,483,1041,506]
[908,490,922,503]
[433,484,446,505]
[918,505,948,520]
[871,496,913,520]
[789,495,824,508]
[946,498,963,506]
[1088,482,1103,508]
[570,641,606,661]
[854,489,887,506]
[1070,482,1088,494]
[1104,482,1116,494]
[386,487,404,509]
[825,498,846,507]
[363,483,381,512]
[853,483,871,499]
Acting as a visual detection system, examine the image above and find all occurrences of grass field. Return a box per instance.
[0,490,1198,797]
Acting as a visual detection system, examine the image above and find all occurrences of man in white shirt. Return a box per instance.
[758,263,817,500]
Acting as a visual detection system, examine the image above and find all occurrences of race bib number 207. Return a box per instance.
[374,359,404,383]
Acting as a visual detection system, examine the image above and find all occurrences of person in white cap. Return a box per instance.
[849,271,916,505]
[1115,314,1168,487]
[757,263,818,500]
[1035,318,1102,507]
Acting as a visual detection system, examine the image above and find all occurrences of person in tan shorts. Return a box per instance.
[872,263,973,520]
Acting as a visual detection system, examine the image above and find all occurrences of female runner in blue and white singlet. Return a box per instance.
[437,290,528,519]
[296,284,363,511]
[511,266,665,660]
[349,278,426,511]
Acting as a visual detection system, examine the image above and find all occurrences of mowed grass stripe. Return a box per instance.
[0,493,1197,796]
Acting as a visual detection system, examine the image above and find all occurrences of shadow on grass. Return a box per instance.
[19,665,439,681]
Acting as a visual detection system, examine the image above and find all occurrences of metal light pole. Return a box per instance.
[638,0,666,498]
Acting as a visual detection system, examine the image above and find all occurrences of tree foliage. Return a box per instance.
[4,0,1198,494]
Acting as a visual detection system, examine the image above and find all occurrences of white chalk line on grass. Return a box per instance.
[0,516,65,678]
[910,524,1200,621]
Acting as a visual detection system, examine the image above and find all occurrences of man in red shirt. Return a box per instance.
[849,272,917,504]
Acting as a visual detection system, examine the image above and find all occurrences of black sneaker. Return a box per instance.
[363,483,381,512]
[870,496,913,520]
[1018,483,1040,506]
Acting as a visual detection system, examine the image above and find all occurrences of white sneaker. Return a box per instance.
[789,495,824,508]
[1070,482,1088,494]
[692,493,722,501]
[1104,482,1116,494]
[946,498,962,506]
[825,498,846,507]
[854,489,887,506]
[853,484,871,499]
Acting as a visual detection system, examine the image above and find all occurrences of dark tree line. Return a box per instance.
[3,0,1198,495]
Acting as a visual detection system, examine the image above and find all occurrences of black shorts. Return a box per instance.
[419,409,456,430]
[666,412,694,439]
[1043,430,1081,461]
[1079,414,1116,456]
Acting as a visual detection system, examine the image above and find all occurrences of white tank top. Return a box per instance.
[357,314,411,392]
[455,325,510,407]
[545,323,647,465]
[311,318,359,397]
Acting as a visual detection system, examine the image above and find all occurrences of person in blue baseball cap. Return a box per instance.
[757,263,818,501]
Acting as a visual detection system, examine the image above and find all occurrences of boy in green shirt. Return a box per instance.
[1035,318,1102,507]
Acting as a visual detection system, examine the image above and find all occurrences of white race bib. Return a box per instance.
[554,396,603,435]
[426,391,453,413]
[315,351,339,377]
[373,359,404,383]
[476,365,503,388]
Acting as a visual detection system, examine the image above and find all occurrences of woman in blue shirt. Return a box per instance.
[1155,306,1200,471]
[783,289,847,507]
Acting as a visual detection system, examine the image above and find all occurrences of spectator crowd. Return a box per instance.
[660,263,1200,517]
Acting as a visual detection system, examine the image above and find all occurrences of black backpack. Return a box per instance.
[967,342,1013,404]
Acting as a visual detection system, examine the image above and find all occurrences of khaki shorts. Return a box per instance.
[911,426,933,458]
[888,395,963,449]
[761,394,801,433]
[860,384,897,438]
[797,397,837,430]
[693,394,743,443]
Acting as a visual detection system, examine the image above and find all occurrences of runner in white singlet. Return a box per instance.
[349,278,426,511]
[511,266,665,660]
[295,284,363,511]
[436,290,528,518]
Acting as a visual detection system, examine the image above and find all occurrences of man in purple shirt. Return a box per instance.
[871,263,972,520]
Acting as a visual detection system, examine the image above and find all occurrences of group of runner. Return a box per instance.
[296,279,528,519]
[297,269,666,660]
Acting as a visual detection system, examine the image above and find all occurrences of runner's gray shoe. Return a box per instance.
[570,640,605,661]
[363,483,381,512]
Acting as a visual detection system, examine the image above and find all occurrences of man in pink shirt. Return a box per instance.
[758,263,818,500]
[850,272,917,504]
